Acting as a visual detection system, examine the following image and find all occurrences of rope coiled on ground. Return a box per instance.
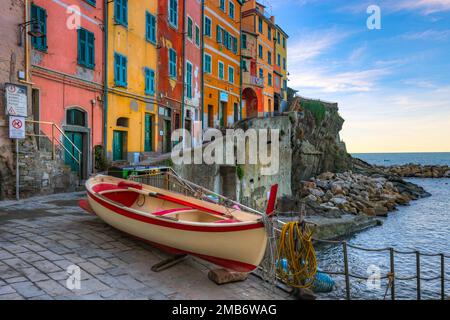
[276,221,318,288]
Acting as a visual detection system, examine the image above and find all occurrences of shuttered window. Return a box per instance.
[145,68,155,95]
[114,53,127,87]
[146,12,156,43]
[169,0,178,27]
[169,48,177,79]
[31,4,47,51]
[114,0,128,27]
[185,62,193,99]
[77,28,95,69]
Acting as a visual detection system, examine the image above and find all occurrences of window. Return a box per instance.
[277,53,281,66]
[258,17,262,33]
[268,51,272,65]
[277,31,281,44]
[268,25,271,40]
[229,1,235,19]
[114,53,127,87]
[169,48,177,78]
[268,73,272,86]
[216,25,223,43]
[241,34,247,49]
[145,68,155,95]
[204,54,212,73]
[114,0,128,27]
[283,57,286,70]
[228,66,234,83]
[85,0,96,6]
[275,76,279,87]
[283,79,287,91]
[259,68,264,80]
[195,25,200,46]
[31,4,47,51]
[169,0,178,27]
[282,37,286,48]
[219,0,225,12]
[66,109,86,127]
[204,16,212,37]
[218,61,224,80]
[233,36,238,53]
[258,45,263,59]
[185,62,193,99]
[187,17,193,40]
[77,28,95,69]
[146,12,156,43]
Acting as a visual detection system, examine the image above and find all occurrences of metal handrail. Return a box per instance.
[25,120,82,176]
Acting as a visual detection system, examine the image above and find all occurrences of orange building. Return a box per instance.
[242,0,275,117]
[274,24,288,114]
[203,0,242,128]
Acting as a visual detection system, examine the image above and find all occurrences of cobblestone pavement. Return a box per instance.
[0,192,292,300]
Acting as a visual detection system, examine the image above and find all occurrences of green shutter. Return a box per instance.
[144,114,152,152]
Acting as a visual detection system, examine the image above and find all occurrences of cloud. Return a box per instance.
[288,28,353,63]
[339,0,450,16]
[401,29,450,40]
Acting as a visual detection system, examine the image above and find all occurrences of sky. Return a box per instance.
[265,0,450,153]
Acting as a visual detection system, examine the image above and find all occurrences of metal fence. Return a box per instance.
[312,237,449,300]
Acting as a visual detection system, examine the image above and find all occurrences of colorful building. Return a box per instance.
[242,0,276,117]
[241,29,263,118]
[106,0,158,161]
[157,0,184,153]
[30,0,104,178]
[274,24,288,114]
[203,0,242,129]
[184,0,203,146]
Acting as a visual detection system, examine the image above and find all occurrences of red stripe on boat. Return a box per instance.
[87,191,264,232]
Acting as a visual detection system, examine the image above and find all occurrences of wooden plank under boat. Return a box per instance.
[81,175,269,272]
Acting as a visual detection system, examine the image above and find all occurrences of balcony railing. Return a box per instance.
[251,76,264,87]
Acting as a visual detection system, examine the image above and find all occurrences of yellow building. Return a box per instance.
[274,24,288,113]
[106,0,158,162]
[203,0,242,128]
[242,0,275,116]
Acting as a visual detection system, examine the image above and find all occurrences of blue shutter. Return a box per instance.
[123,55,127,86]
[150,69,155,94]
[87,32,95,68]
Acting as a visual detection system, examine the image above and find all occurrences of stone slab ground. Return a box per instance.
[0,192,291,300]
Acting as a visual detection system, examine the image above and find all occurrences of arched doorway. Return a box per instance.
[242,87,258,119]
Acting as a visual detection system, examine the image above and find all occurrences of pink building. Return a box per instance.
[184,0,202,145]
[30,0,104,178]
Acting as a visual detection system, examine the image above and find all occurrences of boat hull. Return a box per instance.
[87,189,268,272]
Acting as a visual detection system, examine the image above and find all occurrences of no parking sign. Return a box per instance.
[9,116,25,139]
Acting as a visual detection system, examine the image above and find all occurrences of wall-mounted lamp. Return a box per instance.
[18,20,44,47]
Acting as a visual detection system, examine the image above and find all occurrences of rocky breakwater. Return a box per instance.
[279,171,430,239]
[376,164,450,178]
[300,171,430,219]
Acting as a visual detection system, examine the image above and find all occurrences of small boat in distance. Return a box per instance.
[80,175,277,272]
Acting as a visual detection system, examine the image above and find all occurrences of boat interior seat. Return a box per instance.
[152,207,194,216]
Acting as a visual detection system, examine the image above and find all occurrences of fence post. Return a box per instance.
[441,254,445,301]
[416,251,421,300]
[389,248,395,300]
[342,242,351,300]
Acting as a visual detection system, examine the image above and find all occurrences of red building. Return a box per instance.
[30,0,104,178]
[183,0,202,146]
[157,0,185,153]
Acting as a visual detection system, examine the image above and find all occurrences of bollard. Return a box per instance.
[416,251,421,300]
[441,254,445,301]
[343,242,351,300]
[389,248,395,300]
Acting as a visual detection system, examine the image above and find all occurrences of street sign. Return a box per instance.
[5,83,28,117]
[9,116,26,139]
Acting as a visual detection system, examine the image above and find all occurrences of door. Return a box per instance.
[64,131,83,173]
[113,130,125,161]
[220,102,227,128]
[144,114,152,152]
[163,120,172,153]
[207,105,214,128]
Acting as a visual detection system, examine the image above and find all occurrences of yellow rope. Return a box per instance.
[276,221,317,288]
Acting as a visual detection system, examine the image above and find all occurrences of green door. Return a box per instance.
[113,130,125,161]
[64,132,83,172]
[144,114,152,152]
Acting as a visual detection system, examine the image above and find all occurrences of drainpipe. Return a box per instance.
[201,0,205,130]
[103,0,108,162]
[239,3,243,121]
[181,0,186,140]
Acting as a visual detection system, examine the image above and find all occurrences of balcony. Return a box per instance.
[250,76,264,87]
